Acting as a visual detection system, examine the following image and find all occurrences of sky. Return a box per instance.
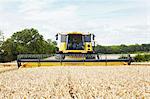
[0,0,150,45]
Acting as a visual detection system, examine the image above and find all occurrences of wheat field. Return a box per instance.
[0,66,150,99]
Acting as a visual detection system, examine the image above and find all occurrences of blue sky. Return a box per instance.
[0,0,149,45]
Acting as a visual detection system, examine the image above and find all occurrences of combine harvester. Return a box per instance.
[17,32,132,68]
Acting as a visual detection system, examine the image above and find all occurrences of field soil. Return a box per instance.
[0,66,150,98]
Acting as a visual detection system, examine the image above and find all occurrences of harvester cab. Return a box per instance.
[55,32,95,54]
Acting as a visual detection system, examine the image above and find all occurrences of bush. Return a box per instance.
[144,54,150,61]
[134,54,150,62]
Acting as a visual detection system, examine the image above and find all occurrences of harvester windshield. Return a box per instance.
[67,34,84,50]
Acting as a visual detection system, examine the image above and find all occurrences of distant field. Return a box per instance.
[0,66,150,98]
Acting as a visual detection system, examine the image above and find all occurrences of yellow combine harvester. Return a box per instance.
[17,32,132,68]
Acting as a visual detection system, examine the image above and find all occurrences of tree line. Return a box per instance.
[95,44,150,54]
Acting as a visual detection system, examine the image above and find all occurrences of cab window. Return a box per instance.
[84,35,91,42]
[61,35,66,42]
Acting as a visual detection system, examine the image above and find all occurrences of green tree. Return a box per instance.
[1,28,57,62]
[1,39,17,61]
